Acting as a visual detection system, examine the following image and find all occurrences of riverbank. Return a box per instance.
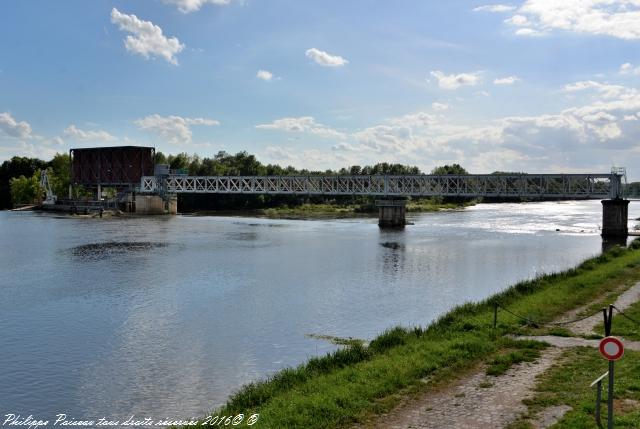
[192,240,640,428]
[233,199,475,219]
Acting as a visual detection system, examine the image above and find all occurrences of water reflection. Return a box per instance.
[379,241,407,274]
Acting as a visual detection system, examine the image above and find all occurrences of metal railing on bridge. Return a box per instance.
[140,173,622,199]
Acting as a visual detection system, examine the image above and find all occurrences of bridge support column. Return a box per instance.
[376,198,407,228]
[601,198,629,238]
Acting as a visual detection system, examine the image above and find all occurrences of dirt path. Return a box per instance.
[358,282,640,429]
[561,281,640,336]
[358,348,562,429]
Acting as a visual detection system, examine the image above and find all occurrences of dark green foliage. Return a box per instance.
[0,156,47,208]
[430,163,468,175]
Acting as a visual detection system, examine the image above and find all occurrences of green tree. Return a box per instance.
[10,173,41,206]
[0,156,47,209]
[47,153,71,198]
[431,164,468,175]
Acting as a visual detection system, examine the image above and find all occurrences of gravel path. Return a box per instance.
[358,282,640,429]
[562,281,640,336]
[357,348,562,429]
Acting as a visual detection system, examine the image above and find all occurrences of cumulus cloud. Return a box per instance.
[256,70,274,81]
[494,75,521,85]
[110,8,185,65]
[135,114,219,144]
[563,80,628,99]
[63,125,116,142]
[430,70,481,90]
[0,112,32,139]
[324,79,640,173]
[620,63,640,75]
[503,0,640,40]
[473,4,517,12]
[163,0,232,13]
[432,102,450,111]
[305,48,349,67]
[256,116,347,140]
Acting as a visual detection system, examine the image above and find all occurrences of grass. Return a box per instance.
[259,203,362,218]
[486,340,548,376]
[508,348,640,428]
[405,198,475,212]
[186,242,640,429]
[257,198,473,218]
[594,298,640,341]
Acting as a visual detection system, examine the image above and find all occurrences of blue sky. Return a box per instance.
[1,1,640,178]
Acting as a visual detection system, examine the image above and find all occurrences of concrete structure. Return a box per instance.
[601,199,630,238]
[131,194,177,215]
[377,199,407,228]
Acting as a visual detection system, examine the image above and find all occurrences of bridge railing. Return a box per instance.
[140,173,620,199]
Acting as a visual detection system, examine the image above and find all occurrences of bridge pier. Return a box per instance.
[376,198,407,228]
[601,199,629,238]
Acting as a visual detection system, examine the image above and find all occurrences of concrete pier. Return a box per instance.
[376,198,407,228]
[601,198,630,238]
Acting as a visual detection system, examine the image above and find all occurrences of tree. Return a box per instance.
[47,153,71,198]
[0,156,47,209]
[431,164,468,175]
[10,173,41,206]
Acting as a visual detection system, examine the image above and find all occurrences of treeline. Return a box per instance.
[154,151,429,177]
[0,150,470,209]
[0,154,70,209]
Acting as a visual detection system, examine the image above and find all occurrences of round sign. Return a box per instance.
[599,336,624,361]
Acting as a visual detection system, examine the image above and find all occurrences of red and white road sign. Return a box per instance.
[599,336,624,361]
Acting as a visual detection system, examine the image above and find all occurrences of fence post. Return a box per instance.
[493,303,498,329]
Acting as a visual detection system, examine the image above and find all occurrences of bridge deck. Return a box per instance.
[140,173,621,199]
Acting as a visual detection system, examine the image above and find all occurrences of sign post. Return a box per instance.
[599,336,624,429]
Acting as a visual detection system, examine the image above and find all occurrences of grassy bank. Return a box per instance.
[257,198,474,218]
[190,241,640,429]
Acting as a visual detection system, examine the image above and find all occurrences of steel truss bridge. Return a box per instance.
[140,173,623,199]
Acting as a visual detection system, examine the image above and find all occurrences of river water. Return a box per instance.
[0,200,638,422]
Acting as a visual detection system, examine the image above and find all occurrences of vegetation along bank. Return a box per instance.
[185,241,640,428]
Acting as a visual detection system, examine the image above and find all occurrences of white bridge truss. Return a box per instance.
[140,173,622,199]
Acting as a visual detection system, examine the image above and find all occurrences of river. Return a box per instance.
[0,200,638,422]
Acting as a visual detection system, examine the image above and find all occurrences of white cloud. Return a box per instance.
[473,4,517,12]
[305,48,349,67]
[432,102,450,111]
[0,112,32,139]
[494,75,521,85]
[135,114,219,144]
[430,70,481,90]
[514,27,544,36]
[163,0,232,13]
[504,14,529,26]
[256,70,274,81]
[563,80,628,99]
[110,8,185,65]
[620,62,640,75]
[256,116,347,140]
[322,79,640,173]
[63,125,116,142]
[504,0,640,40]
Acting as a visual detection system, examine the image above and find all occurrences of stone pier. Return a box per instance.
[601,198,630,238]
[376,198,407,228]
[133,194,178,215]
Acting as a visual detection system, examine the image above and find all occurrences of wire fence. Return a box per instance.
[612,305,640,326]
[494,302,640,330]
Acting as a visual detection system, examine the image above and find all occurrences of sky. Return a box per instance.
[1,1,640,178]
